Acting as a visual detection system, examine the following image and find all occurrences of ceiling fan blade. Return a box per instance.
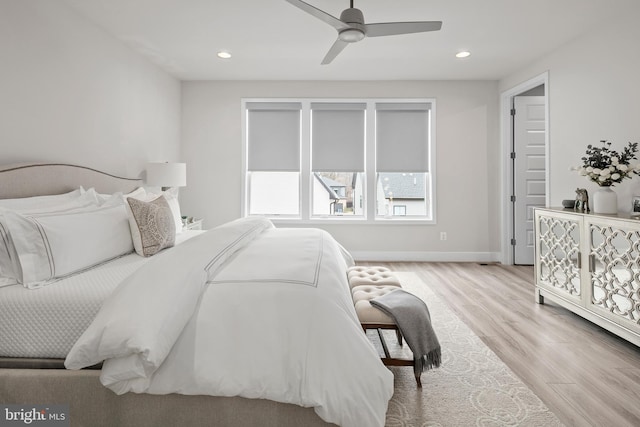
[321,38,349,65]
[364,21,442,37]
[285,0,351,31]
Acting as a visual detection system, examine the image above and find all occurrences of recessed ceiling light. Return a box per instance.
[456,51,471,58]
[217,51,232,59]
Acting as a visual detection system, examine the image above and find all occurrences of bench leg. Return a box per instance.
[362,325,423,388]
[377,328,392,359]
[413,358,422,388]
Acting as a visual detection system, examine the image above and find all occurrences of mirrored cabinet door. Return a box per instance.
[588,222,640,329]
[536,213,582,301]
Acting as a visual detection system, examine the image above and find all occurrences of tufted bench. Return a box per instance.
[347,266,421,387]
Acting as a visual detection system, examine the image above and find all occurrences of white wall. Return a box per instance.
[500,11,640,212]
[181,80,500,261]
[0,0,181,178]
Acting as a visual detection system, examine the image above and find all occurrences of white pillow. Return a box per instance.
[3,204,134,289]
[0,222,19,288]
[0,189,82,211]
[0,190,101,286]
[89,187,146,206]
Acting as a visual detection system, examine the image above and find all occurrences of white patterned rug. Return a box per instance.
[374,272,564,427]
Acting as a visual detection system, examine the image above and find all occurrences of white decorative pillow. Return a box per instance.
[3,204,134,289]
[144,188,183,234]
[126,195,176,257]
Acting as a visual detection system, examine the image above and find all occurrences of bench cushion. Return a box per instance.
[347,266,402,289]
[352,285,398,325]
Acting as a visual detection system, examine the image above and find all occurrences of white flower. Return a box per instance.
[576,141,639,186]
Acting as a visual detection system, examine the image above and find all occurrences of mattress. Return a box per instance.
[0,230,203,359]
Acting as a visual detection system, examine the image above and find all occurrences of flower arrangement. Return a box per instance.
[573,140,640,187]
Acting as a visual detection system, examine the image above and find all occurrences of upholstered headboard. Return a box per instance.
[0,163,143,199]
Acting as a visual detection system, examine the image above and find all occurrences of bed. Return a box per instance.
[0,163,394,427]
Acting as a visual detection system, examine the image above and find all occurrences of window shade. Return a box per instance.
[247,102,301,171]
[311,103,366,172]
[376,103,430,172]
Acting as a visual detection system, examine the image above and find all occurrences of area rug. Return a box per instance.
[375,272,564,427]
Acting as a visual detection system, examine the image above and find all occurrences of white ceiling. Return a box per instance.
[62,0,639,81]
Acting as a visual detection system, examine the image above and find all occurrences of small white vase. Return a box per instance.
[592,186,617,214]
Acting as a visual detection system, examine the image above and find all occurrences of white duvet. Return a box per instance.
[65,217,394,427]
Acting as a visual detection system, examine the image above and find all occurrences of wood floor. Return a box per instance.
[358,261,640,427]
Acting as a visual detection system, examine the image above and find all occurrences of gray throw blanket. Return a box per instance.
[370,289,441,376]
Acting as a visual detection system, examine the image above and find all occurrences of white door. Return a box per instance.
[513,95,546,265]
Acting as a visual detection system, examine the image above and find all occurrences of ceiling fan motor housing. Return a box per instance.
[338,8,365,42]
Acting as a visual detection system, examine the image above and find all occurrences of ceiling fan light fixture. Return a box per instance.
[217,51,232,59]
[339,28,365,43]
[455,51,471,58]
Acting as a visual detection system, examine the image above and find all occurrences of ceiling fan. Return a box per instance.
[284,0,442,64]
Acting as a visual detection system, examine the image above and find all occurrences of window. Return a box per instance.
[312,172,364,216]
[311,102,365,217]
[393,205,407,216]
[242,99,435,222]
[248,171,299,215]
[375,102,431,219]
[245,102,301,217]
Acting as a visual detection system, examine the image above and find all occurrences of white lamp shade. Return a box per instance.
[146,162,187,188]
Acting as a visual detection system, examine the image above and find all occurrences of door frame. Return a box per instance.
[500,71,550,265]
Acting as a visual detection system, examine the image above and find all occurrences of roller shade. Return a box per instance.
[311,103,366,172]
[247,102,301,171]
[376,103,430,172]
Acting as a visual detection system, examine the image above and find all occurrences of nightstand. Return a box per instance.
[182,218,203,231]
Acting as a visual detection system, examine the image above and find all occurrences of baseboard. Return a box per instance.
[350,251,501,263]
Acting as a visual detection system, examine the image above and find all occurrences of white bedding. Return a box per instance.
[66,217,394,427]
[0,231,202,359]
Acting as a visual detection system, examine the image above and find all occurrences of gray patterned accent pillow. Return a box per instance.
[126,195,176,257]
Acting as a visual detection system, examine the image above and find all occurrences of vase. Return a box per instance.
[592,186,618,214]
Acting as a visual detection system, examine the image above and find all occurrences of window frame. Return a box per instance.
[241,98,436,225]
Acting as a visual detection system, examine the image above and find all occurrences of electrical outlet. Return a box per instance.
[440,232,447,241]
